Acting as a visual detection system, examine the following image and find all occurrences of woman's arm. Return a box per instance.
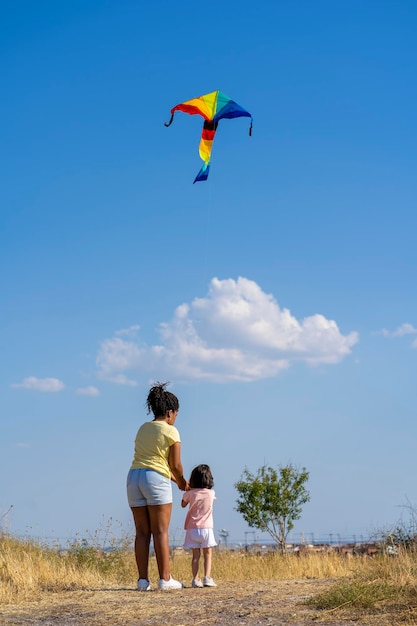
[168,442,187,490]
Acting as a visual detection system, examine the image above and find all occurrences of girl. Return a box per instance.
[127,382,188,591]
[181,464,217,588]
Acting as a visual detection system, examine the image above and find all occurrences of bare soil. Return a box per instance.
[0,579,405,626]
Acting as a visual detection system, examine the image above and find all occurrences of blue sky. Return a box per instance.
[1,0,417,546]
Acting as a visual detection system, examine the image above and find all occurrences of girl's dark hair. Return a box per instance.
[189,464,214,489]
[146,381,179,417]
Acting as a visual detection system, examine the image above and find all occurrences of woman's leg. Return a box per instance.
[203,547,212,578]
[131,506,151,580]
[191,548,201,579]
[148,503,172,580]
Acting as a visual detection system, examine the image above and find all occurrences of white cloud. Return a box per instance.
[96,277,358,383]
[11,377,65,392]
[379,323,417,338]
[76,386,100,396]
[115,325,140,337]
[96,337,141,385]
[412,338,417,349]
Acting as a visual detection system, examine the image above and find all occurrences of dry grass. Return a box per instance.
[0,536,108,603]
[0,535,354,605]
[2,535,417,625]
[0,536,402,594]
[308,548,417,624]
[173,548,354,582]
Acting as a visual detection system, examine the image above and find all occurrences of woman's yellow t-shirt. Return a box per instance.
[130,420,181,479]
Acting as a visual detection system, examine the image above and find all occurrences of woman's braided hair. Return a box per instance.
[146,381,179,417]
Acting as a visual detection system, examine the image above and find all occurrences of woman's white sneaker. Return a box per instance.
[203,576,216,587]
[192,578,204,588]
[158,576,184,590]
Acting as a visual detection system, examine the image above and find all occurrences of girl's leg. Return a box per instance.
[203,547,212,578]
[191,548,201,579]
[131,506,151,580]
[148,503,173,581]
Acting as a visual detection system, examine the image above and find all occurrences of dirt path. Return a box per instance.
[0,579,395,626]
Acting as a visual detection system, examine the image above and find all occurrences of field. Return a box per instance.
[1,535,417,625]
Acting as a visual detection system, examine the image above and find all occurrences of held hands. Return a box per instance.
[171,474,190,491]
[177,477,190,491]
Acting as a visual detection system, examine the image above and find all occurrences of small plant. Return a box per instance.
[380,498,417,552]
[0,505,13,533]
[311,577,394,610]
[66,517,134,577]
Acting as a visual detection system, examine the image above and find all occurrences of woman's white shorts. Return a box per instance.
[127,468,172,507]
[184,528,217,549]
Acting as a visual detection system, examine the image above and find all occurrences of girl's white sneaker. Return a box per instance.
[203,576,217,587]
[192,578,204,588]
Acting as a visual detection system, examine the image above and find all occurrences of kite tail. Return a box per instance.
[249,118,253,136]
[164,112,175,127]
[193,163,210,183]
[194,120,217,183]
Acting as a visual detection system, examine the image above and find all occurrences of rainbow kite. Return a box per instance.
[164,90,253,183]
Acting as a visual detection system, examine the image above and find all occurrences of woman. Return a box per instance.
[127,382,188,590]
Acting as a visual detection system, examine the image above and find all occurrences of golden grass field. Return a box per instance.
[1,535,417,625]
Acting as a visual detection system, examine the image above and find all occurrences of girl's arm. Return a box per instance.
[181,489,191,507]
[168,442,187,490]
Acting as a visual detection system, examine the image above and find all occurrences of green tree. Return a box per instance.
[235,464,310,553]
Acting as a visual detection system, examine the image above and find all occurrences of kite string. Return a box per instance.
[202,181,212,284]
